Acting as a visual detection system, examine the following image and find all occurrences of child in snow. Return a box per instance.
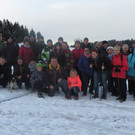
[30,63,46,98]
[67,68,82,100]
[28,58,37,74]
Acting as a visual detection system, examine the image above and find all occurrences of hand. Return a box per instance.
[69,86,72,90]
[50,85,54,90]
[115,68,121,72]
[57,78,62,83]
[90,64,93,68]
[17,76,22,79]
[101,66,105,70]
[27,74,30,78]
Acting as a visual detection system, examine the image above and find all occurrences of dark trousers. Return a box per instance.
[108,74,115,93]
[48,79,68,97]
[113,78,127,99]
[33,80,47,93]
[81,72,91,95]
[16,76,30,89]
[128,79,135,97]
[67,86,79,97]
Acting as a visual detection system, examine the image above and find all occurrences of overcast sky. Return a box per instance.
[0,0,135,44]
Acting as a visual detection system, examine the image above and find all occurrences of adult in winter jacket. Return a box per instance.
[127,51,135,98]
[41,39,54,68]
[0,33,6,57]
[81,37,93,52]
[62,42,74,75]
[50,42,66,68]
[111,46,128,102]
[72,41,84,69]
[121,44,129,60]
[30,63,46,98]
[29,35,39,61]
[98,41,108,58]
[45,57,68,97]
[0,57,11,88]
[89,50,110,99]
[13,56,30,89]
[78,48,91,96]
[67,68,82,100]
[19,36,34,64]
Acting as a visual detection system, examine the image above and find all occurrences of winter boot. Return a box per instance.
[38,93,44,98]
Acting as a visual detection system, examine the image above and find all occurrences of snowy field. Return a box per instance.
[0,86,135,135]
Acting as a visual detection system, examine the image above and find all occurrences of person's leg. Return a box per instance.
[101,71,108,98]
[113,78,119,97]
[93,71,100,98]
[128,79,133,95]
[16,78,22,88]
[72,86,79,100]
[120,78,127,101]
[89,71,94,94]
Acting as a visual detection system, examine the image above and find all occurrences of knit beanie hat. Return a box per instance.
[17,56,23,60]
[36,63,43,68]
[107,46,114,51]
[24,36,30,43]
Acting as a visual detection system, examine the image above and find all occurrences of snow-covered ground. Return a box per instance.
[0,86,135,135]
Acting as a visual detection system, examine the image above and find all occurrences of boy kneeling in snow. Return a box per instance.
[67,68,82,100]
[30,63,46,98]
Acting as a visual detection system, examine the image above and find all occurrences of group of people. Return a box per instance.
[0,33,135,102]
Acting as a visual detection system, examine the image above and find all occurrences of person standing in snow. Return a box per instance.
[0,33,6,57]
[78,48,91,96]
[45,57,68,97]
[67,68,82,100]
[111,46,128,102]
[62,42,74,76]
[19,36,34,64]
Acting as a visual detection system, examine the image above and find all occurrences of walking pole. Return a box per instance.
[90,62,93,100]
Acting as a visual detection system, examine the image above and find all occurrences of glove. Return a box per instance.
[115,67,121,72]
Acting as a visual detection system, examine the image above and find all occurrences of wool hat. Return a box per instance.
[36,63,43,68]
[23,36,30,43]
[58,37,63,41]
[107,46,114,51]
[47,39,52,43]
[84,37,89,41]
[102,41,108,45]
[54,42,62,47]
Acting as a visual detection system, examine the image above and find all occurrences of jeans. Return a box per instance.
[94,70,108,97]
[67,86,79,97]
[48,79,68,97]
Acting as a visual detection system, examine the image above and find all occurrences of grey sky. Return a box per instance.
[0,0,135,44]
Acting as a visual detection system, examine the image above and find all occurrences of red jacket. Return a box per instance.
[19,45,34,64]
[111,53,128,79]
[67,75,82,91]
[72,48,84,68]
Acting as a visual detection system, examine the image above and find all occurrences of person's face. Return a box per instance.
[62,43,67,50]
[133,43,135,48]
[47,41,52,47]
[92,52,98,58]
[75,43,80,49]
[17,59,23,65]
[8,38,13,43]
[30,36,35,42]
[107,49,113,55]
[39,38,44,42]
[103,43,108,49]
[84,48,90,55]
[56,45,61,51]
[24,41,29,45]
[30,60,36,65]
[123,46,128,53]
[0,58,6,65]
[114,47,120,55]
[96,44,101,48]
[84,40,88,45]
[70,71,76,77]
[37,66,43,72]
[51,59,58,67]
[0,36,2,42]
[58,40,63,44]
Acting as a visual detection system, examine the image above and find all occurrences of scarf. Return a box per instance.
[23,44,30,48]
[29,63,37,73]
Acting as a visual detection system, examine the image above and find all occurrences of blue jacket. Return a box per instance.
[127,53,135,77]
[78,54,91,75]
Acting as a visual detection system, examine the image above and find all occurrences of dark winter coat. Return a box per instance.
[19,45,34,64]
[13,64,30,78]
[89,56,111,72]
[0,63,11,86]
[30,70,45,88]
[30,42,39,61]
[98,46,108,58]
[45,64,67,86]
[72,48,84,68]
[78,54,91,75]
[37,41,46,59]
[0,40,5,57]
[2,41,19,65]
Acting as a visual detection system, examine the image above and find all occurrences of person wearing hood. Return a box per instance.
[19,36,34,64]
